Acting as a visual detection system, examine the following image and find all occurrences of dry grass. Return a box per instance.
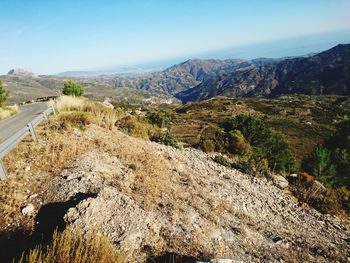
[54,96,86,112]
[54,96,123,130]
[0,118,99,232]
[17,229,124,263]
[0,105,18,120]
[0,97,125,233]
[59,111,97,129]
[4,118,96,174]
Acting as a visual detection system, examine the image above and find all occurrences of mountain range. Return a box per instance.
[109,44,350,102]
[175,44,350,102]
[1,44,349,104]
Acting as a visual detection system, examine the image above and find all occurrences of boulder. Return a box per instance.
[273,175,289,189]
[21,204,34,216]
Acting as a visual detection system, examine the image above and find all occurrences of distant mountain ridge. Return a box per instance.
[57,67,156,78]
[111,58,270,94]
[3,44,349,104]
[176,44,350,102]
[7,68,37,78]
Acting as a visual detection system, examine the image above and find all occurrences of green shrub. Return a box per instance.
[237,155,270,177]
[302,118,350,188]
[0,80,9,107]
[224,114,267,145]
[263,131,296,173]
[151,131,179,148]
[198,126,227,153]
[63,80,85,96]
[117,115,160,140]
[224,114,296,173]
[302,145,337,185]
[227,129,252,157]
[147,111,173,128]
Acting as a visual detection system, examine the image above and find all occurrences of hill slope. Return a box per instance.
[0,70,173,104]
[112,59,251,94]
[176,44,350,102]
[0,113,349,262]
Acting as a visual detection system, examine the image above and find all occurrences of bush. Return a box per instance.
[55,96,122,130]
[302,145,336,185]
[59,111,96,129]
[238,152,270,177]
[297,172,314,185]
[290,177,350,216]
[224,114,296,173]
[17,229,124,263]
[198,126,227,153]
[63,80,85,96]
[199,139,216,153]
[151,131,179,148]
[117,115,160,140]
[263,131,296,173]
[0,105,18,120]
[147,111,173,128]
[0,80,9,107]
[227,129,251,157]
[55,96,85,112]
[302,118,350,188]
[83,101,121,130]
[224,114,267,145]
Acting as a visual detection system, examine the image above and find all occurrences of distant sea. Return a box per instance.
[137,29,350,70]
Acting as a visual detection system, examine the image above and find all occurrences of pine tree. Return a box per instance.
[0,80,10,107]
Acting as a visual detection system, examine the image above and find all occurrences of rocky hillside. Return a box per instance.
[3,44,349,104]
[0,108,349,262]
[176,44,350,102]
[0,70,174,104]
[112,59,252,94]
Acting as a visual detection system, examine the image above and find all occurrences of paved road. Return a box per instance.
[0,102,48,142]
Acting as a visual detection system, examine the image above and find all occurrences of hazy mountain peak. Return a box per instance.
[7,68,37,78]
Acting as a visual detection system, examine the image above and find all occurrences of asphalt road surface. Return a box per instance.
[0,102,48,142]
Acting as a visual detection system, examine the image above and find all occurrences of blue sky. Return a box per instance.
[0,0,350,74]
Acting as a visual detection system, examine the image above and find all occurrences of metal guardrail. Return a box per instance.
[0,105,56,180]
[21,95,59,105]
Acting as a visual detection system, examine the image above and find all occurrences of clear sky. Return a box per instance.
[0,0,350,74]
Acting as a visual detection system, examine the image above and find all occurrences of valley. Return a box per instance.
[1,42,350,263]
[2,1,350,262]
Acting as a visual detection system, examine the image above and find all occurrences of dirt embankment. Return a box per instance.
[0,120,349,262]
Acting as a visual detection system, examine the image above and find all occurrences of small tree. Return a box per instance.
[147,111,173,128]
[63,80,85,96]
[227,129,251,157]
[225,114,296,173]
[0,80,10,107]
[302,145,337,185]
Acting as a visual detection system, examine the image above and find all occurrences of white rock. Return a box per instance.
[273,175,289,189]
[28,194,38,200]
[103,100,114,109]
[21,204,34,216]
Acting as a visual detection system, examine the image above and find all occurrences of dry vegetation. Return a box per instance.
[17,229,124,263]
[54,96,124,130]
[146,95,350,167]
[0,96,349,262]
[0,104,18,121]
